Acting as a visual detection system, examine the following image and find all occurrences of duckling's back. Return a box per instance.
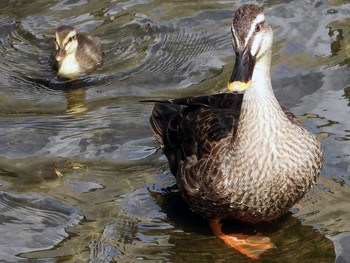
[75,33,103,72]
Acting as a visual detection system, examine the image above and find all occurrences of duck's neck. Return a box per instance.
[235,51,290,148]
[241,51,284,124]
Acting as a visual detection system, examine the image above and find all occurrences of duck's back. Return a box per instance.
[150,93,242,207]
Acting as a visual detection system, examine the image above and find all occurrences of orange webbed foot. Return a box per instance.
[210,220,276,259]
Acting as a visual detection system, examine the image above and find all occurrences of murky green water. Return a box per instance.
[0,0,349,262]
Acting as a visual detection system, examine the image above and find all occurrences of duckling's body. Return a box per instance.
[148,4,323,259]
[54,26,103,79]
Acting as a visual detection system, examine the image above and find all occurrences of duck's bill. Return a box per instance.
[228,80,251,92]
[228,51,255,92]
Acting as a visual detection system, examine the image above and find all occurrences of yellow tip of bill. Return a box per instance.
[227,81,251,92]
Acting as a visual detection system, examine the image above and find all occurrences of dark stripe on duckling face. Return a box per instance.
[54,26,77,62]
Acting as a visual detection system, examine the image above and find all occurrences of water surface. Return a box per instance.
[0,0,349,262]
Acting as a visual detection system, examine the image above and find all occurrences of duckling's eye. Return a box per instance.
[255,24,261,33]
[66,35,76,44]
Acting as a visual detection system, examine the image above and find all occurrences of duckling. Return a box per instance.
[54,25,103,79]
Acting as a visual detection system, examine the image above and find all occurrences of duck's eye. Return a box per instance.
[255,24,261,33]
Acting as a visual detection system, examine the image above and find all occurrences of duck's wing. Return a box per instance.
[149,93,243,177]
[281,106,304,126]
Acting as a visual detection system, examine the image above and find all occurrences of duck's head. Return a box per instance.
[228,4,274,92]
[55,25,78,62]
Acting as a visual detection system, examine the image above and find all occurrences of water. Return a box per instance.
[0,0,349,262]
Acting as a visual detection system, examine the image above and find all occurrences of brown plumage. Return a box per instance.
[148,4,324,225]
[146,4,324,258]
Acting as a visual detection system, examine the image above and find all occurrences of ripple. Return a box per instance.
[0,0,348,262]
[85,9,234,96]
[0,191,81,262]
[116,14,231,91]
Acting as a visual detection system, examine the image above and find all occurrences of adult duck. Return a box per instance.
[147,4,323,259]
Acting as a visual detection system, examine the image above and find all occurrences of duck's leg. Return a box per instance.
[209,220,275,259]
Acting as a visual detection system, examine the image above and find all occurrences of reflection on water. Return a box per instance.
[66,88,87,116]
[0,0,349,262]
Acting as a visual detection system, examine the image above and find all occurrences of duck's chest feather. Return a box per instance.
[177,102,323,223]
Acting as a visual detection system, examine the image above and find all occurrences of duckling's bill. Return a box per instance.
[228,51,255,92]
[55,48,66,62]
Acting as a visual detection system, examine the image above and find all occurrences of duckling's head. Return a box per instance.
[55,25,78,62]
[228,4,273,92]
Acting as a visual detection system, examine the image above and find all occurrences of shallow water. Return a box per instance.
[0,0,349,262]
